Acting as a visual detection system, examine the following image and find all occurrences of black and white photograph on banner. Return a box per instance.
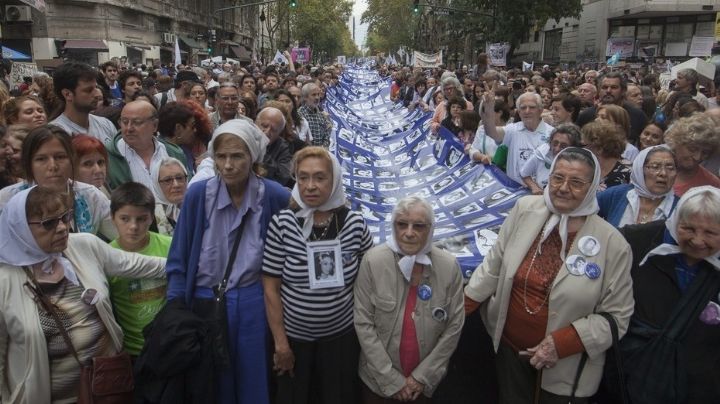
[434,234,474,258]
[452,202,482,217]
[467,172,497,191]
[474,228,499,256]
[483,189,515,207]
[432,176,455,193]
[445,148,465,167]
[440,188,469,207]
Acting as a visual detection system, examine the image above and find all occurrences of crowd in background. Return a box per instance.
[0,52,718,404]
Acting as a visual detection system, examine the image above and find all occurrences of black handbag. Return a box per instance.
[191,211,248,369]
[618,267,720,404]
[571,312,628,404]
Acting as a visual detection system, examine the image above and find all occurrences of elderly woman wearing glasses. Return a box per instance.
[464,147,634,403]
[354,196,464,403]
[0,186,166,403]
[598,145,679,228]
[151,157,188,236]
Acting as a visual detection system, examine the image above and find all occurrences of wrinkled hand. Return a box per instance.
[527,334,559,370]
[392,376,424,402]
[273,346,295,377]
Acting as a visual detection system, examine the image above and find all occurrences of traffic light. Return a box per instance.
[413,0,420,14]
[289,0,297,7]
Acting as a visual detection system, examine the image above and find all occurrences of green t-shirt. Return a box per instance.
[109,232,171,355]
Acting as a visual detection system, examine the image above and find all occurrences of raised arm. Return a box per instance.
[480,90,505,143]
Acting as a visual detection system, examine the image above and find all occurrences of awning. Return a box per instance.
[161,46,187,55]
[126,43,151,51]
[62,40,108,51]
[219,40,240,47]
[178,35,206,50]
[1,45,31,60]
[230,46,251,62]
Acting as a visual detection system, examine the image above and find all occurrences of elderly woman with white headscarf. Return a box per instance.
[262,146,373,404]
[353,196,464,403]
[608,186,720,404]
[151,156,188,235]
[0,186,165,403]
[165,119,291,404]
[598,145,679,228]
[464,147,634,403]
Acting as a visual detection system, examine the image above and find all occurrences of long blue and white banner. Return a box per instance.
[325,67,527,278]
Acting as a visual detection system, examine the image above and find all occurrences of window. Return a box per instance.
[636,25,663,40]
[696,21,715,37]
[610,25,635,38]
[665,23,693,41]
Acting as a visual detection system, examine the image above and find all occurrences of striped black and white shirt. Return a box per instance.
[262,207,373,341]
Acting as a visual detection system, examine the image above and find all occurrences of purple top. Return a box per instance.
[196,174,265,289]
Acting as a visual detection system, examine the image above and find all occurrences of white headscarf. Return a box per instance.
[385,199,435,281]
[207,119,269,164]
[150,157,188,206]
[291,152,347,240]
[640,186,720,270]
[541,147,601,261]
[630,145,675,200]
[0,187,79,285]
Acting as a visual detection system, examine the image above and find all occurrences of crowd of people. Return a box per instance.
[0,53,717,404]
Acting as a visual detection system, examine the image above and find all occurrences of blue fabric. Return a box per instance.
[597,184,633,227]
[597,184,679,227]
[166,176,290,304]
[194,283,269,404]
[675,255,701,292]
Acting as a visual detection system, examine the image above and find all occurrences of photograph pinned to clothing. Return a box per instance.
[306,240,344,290]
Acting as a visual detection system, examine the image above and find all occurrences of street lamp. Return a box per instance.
[260,8,266,64]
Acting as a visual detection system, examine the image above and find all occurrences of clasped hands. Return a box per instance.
[392,376,424,402]
[523,334,559,370]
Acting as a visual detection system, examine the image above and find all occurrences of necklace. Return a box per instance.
[310,212,336,241]
[522,236,576,315]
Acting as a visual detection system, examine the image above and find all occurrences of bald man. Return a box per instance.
[256,107,293,186]
[577,83,597,105]
[106,100,188,190]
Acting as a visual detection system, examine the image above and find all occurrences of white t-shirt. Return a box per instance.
[622,143,639,163]
[49,113,117,146]
[502,120,554,184]
[469,127,498,159]
[519,143,552,188]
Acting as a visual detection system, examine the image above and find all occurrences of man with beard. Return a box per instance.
[576,71,646,145]
[50,62,117,145]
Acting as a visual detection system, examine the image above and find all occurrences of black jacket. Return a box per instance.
[134,299,216,404]
[620,221,720,403]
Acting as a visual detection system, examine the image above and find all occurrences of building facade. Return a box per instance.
[513,0,720,66]
[1,0,259,68]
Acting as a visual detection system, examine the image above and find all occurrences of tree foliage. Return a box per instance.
[362,0,582,56]
[362,0,416,54]
[263,0,358,60]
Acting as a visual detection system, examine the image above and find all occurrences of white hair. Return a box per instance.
[517,92,542,107]
[391,196,435,226]
[678,189,720,225]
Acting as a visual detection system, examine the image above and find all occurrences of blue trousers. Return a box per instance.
[195,282,269,404]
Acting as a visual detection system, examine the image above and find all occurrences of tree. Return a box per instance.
[289,0,358,62]
[362,0,416,54]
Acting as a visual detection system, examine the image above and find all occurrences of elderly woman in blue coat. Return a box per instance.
[166,119,290,404]
[597,145,678,227]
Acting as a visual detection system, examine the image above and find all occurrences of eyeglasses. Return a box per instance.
[120,116,156,127]
[28,209,74,231]
[158,174,188,186]
[644,164,676,174]
[394,221,429,231]
[550,141,570,149]
[548,174,592,191]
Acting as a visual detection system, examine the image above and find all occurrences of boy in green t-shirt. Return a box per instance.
[109,182,171,356]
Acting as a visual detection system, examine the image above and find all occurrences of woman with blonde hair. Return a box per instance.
[596,103,639,162]
[581,121,630,190]
[664,114,720,196]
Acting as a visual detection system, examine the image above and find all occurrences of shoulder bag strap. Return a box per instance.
[214,210,250,299]
[570,312,628,404]
[22,266,84,368]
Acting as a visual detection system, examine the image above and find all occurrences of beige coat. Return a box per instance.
[464,195,634,397]
[354,245,464,398]
[0,233,166,404]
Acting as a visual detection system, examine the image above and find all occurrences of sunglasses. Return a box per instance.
[28,209,74,231]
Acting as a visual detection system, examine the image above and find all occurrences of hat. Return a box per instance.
[174,70,201,86]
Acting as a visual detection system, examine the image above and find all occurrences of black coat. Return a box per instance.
[134,299,216,404]
[575,101,646,145]
[620,221,720,403]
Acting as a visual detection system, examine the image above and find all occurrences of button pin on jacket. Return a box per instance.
[432,307,448,322]
[585,263,602,280]
[417,284,432,301]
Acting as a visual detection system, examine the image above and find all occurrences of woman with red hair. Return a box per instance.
[157,100,212,172]
[71,134,109,195]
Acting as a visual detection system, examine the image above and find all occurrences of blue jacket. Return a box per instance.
[597,184,678,227]
[166,176,290,304]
